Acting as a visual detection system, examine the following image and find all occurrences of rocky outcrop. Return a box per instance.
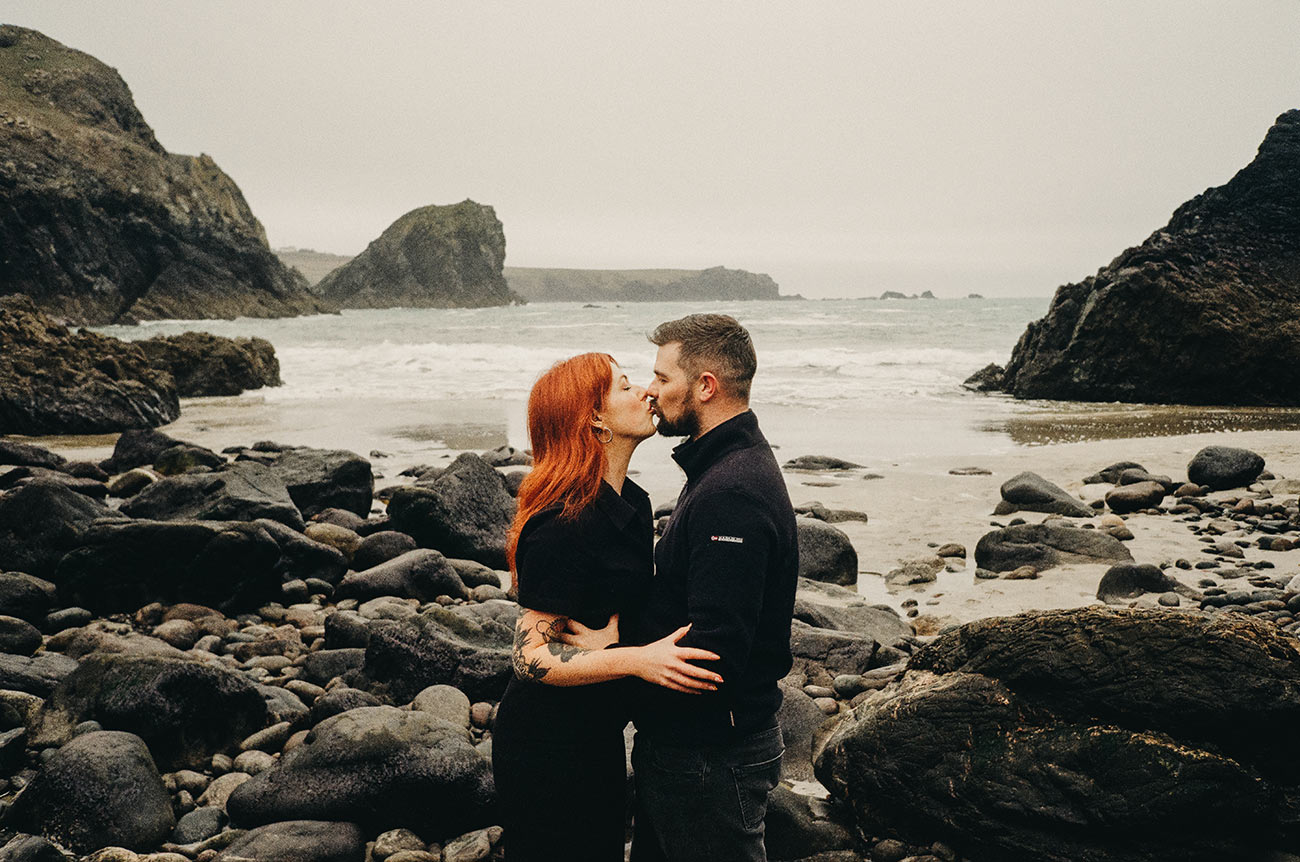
[505,265,782,302]
[0,295,179,434]
[313,201,517,309]
[815,607,1300,861]
[0,26,329,324]
[136,332,281,396]
[990,110,1300,405]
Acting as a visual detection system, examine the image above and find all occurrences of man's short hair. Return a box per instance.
[650,313,756,401]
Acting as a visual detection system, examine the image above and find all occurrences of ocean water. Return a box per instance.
[89,298,1300,493]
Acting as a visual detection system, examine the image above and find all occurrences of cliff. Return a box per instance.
[312,201,517,309]
[504,265,782,302]
[995,110,1300,405]
[0,26,329,325]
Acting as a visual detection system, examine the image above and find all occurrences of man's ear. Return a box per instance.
[697,372,719,403]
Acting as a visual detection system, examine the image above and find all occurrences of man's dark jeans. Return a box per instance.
[630,724,785,862]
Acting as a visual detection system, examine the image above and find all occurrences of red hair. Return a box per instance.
[507,352,614,575]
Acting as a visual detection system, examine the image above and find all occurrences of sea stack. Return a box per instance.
[996,109,1300,406]
[313,200,518,309]
[0,26,329,325]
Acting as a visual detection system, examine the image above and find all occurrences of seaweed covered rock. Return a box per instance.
[0,296,179,434]
[815,607,1300,861]
[996,110,1300,405]
[313,200,517,309]
[0,26,329,324]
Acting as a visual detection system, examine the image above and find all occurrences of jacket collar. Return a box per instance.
[593,476,649,532]
[671,410,764,482]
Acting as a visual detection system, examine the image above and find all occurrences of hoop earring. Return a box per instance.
[594,425,613,444]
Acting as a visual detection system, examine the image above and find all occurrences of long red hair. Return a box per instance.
[507,352,614,575]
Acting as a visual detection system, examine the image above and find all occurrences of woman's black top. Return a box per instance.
[500,477,654,735]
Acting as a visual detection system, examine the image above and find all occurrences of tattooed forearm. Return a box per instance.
[546,641,584,662]
[512,624,549,682]
[535,617,567,644]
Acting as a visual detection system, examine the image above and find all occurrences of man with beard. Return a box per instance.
[629,313,799,861]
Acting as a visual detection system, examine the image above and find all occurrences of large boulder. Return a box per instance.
[0,479,120,579]
[52,519,285,615]
[994,111,1300,406]
[119,461,304,529]
[815,607,1300,861]
[0,297,180,435]
[0,440,67,470]
[796,519,858,586]
[386,453,516,569]
[255,518,349,586]
[0,26,329,326]
[314,200,517,309]
[364,602,517,702]
[793,580,912,651]
[0,572,60,624]
[789,620,879,677]
[1187,446,1266,491]
[0,652,79,697]
[135,331,281,396]
[215,820,366,862]
[100,428,184,474]
[973,522,1133,573]
[225,706,495,839]
[998,471,1094,517]
[31,653,268,770]
[336,549,471,603]
[8,731,174,854]
[1096,563,1200,604]
[259,447,373,519]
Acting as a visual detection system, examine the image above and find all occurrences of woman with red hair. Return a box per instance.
[492,353,722,861]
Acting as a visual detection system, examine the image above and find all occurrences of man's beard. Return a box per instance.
[653,395,701,438]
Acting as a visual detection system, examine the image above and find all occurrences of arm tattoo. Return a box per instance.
[546,641,583,662]
[512,623,549,682]
[535,618,587,663]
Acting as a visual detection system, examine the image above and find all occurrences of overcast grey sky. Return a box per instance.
[7,2,1300,297]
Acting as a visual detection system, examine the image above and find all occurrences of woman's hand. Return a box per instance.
[561,613,620,651]
[632,624,723,694]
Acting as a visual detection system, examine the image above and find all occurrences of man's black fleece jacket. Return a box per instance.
[626,409,798,743]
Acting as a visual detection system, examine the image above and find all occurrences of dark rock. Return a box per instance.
[885,557,943,587]
[1083,461,1147,484]
[172,806,227,845]
[507,264,780,302]
[999,472,1094,517]
[0,834,70,862]
[446,559,504,590]
[789,620,878,676]
[974,522,1133,573]
[9,731,174,854]
[817,607,1300,862]
[479,445,531,467]
[102,429,185,474]
[323,610,376,650]
[364,603,516,702]
[215,820,365,862]
[1105,481,1168,514]
[961,363,1004,392]
[997,111,1300,406]
[311,507,368,531]
[1096,563,1200,604]
[500,469,528,497]
[255,518,349,587]
[0,652,78,696]
[315,200,517,309]
[259,685,310,728]
[793,586,912,650]
[151,443,226,476]
[0,27,330,326]
[42,607,93,634]
[0,298,180,434]
[136,332,281,396]
[31,653,268,770]
[0,465,109,498]
[386,453,516,569]
[225,706,494,837]
[776,682,830,782]
[120,461,304,529]
[0,572,58,624]
[337,549,471,603]
[0,479,121,579]
[796,519,858,586]
[309,688,382,726]
[784,456,865,471]
[300,648,367,687]
[0,441,66,470]
[1118,468,1178,492]
[764,784,857,860]
[261,448,373,519]
[52,519,286,615]
[1188,446,1267,491]
[0,616,43,656]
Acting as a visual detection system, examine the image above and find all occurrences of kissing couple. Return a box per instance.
[492,313,799,861]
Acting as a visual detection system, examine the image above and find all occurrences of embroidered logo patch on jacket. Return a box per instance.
[711,535,744,544]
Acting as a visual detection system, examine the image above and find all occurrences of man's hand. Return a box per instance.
[560,613,620,650]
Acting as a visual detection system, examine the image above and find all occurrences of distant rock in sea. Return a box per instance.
[990,109,1300,405]
[504,265,781,302]
[313,201,518,309]
[0,26,329,325]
